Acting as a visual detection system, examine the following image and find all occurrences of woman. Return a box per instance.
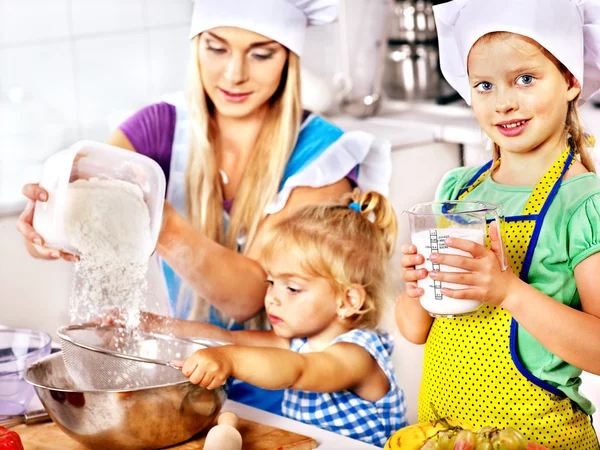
[17,0,392,413]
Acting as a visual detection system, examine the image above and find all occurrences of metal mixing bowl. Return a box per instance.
[25,352,226,450]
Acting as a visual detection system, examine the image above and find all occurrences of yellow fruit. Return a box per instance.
[385,419,470,450]
[384,426,428,450]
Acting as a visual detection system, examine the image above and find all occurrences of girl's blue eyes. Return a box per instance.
[206,45,273,60]
[476,81,494,92]
[517,75,534,85]
[474,75,535,92]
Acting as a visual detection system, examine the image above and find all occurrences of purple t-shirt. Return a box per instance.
[120,102,177,187]
[119,102,358,213]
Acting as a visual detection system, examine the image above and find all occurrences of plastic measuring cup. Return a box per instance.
[33,140,166,256]
[406,201,506,318]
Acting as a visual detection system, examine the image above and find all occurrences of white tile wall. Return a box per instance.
[144,0,193,27]
[70,0,145,36]
[0,0,192,144]
[0,0,70,46]
[0,41,79,141]
[147,26,190,99]
[74,32,149,138]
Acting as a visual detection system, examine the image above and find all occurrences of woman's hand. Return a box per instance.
[96,308,171,334]
[427,224,518,307]
[178,347,232,390]
[16,183,78,262]
[400,243,428,298]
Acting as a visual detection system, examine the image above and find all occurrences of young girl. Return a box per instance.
[145,190,407,447]
[396,0,600,447]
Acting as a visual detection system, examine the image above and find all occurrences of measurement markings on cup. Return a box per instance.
[429,230,443,300]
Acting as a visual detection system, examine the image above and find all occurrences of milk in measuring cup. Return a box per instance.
[412,227,485,317]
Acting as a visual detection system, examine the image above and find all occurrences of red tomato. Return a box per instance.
[0,426,24,450]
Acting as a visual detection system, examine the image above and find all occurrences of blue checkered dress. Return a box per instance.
[282,329,408,447]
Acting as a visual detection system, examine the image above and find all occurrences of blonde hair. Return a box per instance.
[258,189,398,330]
[181,35,303,323]
[473,32,596,173]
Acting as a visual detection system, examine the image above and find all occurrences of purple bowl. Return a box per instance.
[0,328,52,415]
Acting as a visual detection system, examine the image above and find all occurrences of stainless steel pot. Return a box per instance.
[25,352,226,450]
[389,0,437,43]
[383,43,442,100]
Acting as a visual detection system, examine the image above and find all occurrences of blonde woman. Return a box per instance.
[17,0,392,413]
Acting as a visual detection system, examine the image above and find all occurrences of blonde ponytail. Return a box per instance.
[566,99,596,173]
[343,189,398,257]
[258,189,398,330]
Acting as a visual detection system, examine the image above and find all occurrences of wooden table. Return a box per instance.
[15,416,318,450]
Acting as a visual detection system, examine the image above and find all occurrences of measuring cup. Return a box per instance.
[406,201,506,318]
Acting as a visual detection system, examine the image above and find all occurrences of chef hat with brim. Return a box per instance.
[434,0,600,104]
[189,0,338,57]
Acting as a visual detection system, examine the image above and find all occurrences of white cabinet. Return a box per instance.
[0,215,72,338]
[388,142,462,247]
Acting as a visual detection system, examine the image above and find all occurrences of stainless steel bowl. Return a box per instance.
[25,352,226,450]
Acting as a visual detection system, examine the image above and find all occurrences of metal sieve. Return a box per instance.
[57,324,222,391]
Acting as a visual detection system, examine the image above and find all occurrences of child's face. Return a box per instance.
[467,34,580,155]
[263,255,340,340]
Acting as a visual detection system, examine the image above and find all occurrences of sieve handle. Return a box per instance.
[0,409,51,428]
[167,361,181,371]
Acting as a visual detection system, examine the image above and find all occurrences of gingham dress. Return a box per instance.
[282,329,408,447]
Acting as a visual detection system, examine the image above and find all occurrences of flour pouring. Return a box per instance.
[33,141,166,326]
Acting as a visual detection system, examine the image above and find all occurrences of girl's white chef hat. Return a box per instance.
[433,0,600,104]
[189,0,338,56]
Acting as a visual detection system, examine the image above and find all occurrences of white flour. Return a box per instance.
[65,178,153,327]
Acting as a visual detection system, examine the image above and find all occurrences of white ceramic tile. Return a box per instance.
[147,26,190,98]
[74,33,150,140]
[70,0,144,36]
[0,0,70,45]
[143,0,192,27]
[0,42,78,140]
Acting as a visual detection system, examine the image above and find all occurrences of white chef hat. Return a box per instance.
[189,0,338,56]
[434,0,600,104]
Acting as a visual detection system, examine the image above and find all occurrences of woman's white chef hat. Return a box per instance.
[433,0,600,104]
[189,0,338,56]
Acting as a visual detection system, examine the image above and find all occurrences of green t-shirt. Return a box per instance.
[435,166,600,415]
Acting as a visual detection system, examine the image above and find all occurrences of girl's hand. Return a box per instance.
[16,183,78,262]
[428,223,517,307]
[400,243,427,298]
[178,347,232,390]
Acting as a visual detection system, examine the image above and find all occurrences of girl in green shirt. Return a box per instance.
[396,0,600,447]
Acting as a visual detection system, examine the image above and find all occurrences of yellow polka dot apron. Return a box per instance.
[418,149,599,449]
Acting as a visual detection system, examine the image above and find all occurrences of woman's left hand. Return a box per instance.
[428,223,518,307]
[177,347,232,390]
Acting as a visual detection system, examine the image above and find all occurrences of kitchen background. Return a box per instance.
[1,0,600,427]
